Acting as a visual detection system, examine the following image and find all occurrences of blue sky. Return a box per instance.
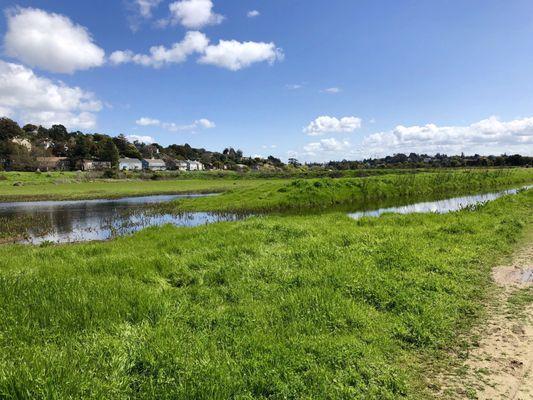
[0,0,532,161]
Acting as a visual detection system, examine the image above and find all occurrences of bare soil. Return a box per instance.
[435,238,533,399]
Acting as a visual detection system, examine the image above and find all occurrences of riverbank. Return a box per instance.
[168,169,533,213]
[0,188,531,398]
[1,169,532,204]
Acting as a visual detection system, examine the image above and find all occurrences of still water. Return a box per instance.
[0,194,244,244]
[0,186,530,244]
[349,185,531,220]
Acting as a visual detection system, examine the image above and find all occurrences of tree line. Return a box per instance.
[0,117,282,171]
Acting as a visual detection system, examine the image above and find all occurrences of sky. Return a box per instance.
[0,0,532,162]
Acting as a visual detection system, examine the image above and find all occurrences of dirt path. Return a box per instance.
[435,239,533,399]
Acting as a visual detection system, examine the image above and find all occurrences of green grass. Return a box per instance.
[170,169,533,212]
[2,169,532,205]
[0,176,263,201]
[0,189,531,398]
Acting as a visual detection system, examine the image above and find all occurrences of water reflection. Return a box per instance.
[349,185,531,220]
[0,194,244,244]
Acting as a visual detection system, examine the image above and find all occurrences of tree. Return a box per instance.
[100,138,119,167]
[113,134,142,159]
[22,124,38,134]
[0,118,23,141]
[288,158,300,167]
[48,124,68,141]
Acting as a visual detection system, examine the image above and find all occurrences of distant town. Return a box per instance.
[1,117,531,173]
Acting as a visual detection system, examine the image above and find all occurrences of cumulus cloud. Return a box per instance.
[164,0,224,29]
[303,138,351,156]
[363,116,533,156]
[304,116,362,136]
[112,32,283,71]
[110,31,209,68]
[247,10,260,18]
[126,135,155,143]
[136,117,161,126]
[322,87,341,94]
[4,7,105,74]
[0,60,102,129]
[198,40,284,71]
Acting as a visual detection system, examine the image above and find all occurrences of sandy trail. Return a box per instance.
[435,239,533,399]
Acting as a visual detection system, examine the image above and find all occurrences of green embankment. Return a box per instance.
[1,169,532,204]
[170,169,533,212]
[0,189,531,398]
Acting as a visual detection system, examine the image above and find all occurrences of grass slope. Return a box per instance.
[171,169,533,212]
[1,169,532,204]
[0,189,531,398]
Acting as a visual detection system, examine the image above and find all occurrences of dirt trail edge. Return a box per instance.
[436,237,533,399]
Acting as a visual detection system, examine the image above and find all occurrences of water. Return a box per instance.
[349,185,532,220]
[1,186,530,244]
[0,194,244,244]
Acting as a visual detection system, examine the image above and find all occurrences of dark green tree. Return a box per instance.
[0,118,23,141]
[100,138,119,167]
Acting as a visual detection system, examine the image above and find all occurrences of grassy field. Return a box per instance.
[1,169,533,398]
[0,175,261,201]
[1,169,532,204]
[0,187,531,398]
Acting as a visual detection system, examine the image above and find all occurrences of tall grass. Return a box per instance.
[170,169,533,212]
[0,189,531,398]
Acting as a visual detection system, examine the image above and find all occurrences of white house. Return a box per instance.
[119,158,142,171]
[177,161,189,171]
[11,137,32,151]
[142,158,167,171]
[176,160,204,171]
[187,160,204,171]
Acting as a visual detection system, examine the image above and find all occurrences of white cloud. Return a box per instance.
[0,106,12,117]
[166,0,224,29]
[261,144,277,149]
[162,118,215,132]
[136,117,160,126]
[286,83,303,90]
[0,60,102,129]
[4,7,105,74]
[304,116,362,136]
[363,116,533,156]
[110,31,209,68]
[199,40,284,71]
[247,10,260,18]
[303,138,351,156]
[136,0,162,18]
[322,87,341,94]
[195,118,216,129]
[126,135,155,144]
[133,116,215,132]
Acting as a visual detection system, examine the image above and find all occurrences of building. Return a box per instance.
[187,160,204,171]
[36,157,70,171]
[175,160,204,171]
[142,158,167,171]
[177,161,189,171]
[76,159,112,171]
[11,137,32,151]
[119,158,142,171]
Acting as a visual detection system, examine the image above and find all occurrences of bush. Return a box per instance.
[102,169,118,179]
